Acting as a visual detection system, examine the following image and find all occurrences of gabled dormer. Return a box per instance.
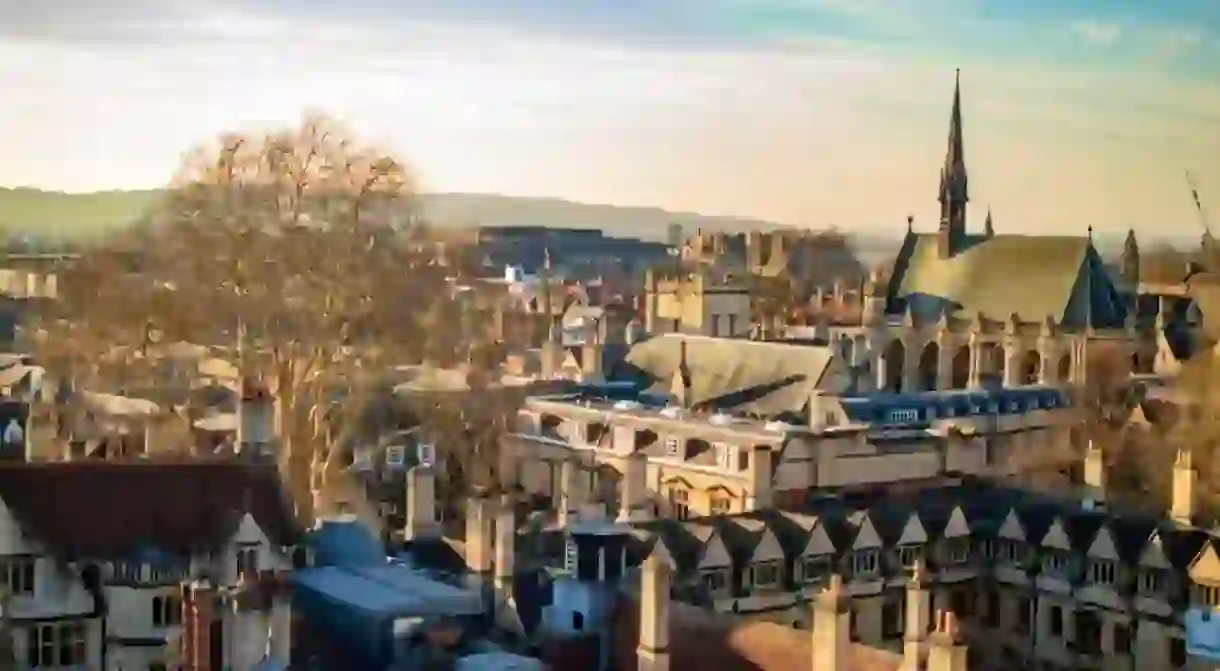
[737,518,785,591]
[687,524,732,597]
[893,512,928,572]
[796,517,836,584]
[1039,517,1073,578]
[939,505,973,566]
[1188,540,1220,609]
[1083,525,1121,590]
[1137,531,1172,601]
[995,508,1029,566]
[846,512,882,581]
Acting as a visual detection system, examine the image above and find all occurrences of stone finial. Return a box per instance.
[1006,312,1021,335]
[1041,315,1056,337]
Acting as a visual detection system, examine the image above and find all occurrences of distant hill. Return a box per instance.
[0,187,804,243]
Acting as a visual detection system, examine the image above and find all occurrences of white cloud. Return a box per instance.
[1070,20,1123,46]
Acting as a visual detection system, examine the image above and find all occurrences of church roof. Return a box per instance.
[616,334,838,418]
[890,232,1123,326]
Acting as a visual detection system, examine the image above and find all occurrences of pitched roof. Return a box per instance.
[0,461,300,557]
[617,334,838,418]
[890,233,1126,327]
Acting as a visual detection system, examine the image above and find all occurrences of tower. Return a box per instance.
[937,69,969,259]
[1122,228,1140,289]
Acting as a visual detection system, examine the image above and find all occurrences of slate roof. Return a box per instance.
[888,233,1128,328]
[0,461,301,557]
[614,334,836,418]
[530,477,1217,596]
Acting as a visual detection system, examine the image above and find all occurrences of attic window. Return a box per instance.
[1090,560,1116,586]
[1139,569,1165,595]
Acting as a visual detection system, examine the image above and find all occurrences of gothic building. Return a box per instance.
[823,71,1155,393]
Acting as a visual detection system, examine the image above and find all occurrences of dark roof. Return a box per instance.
[0,461,300,557]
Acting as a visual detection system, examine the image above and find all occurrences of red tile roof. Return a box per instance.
[0,461,300,557]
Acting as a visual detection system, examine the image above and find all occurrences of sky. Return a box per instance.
[1,0,1219,237]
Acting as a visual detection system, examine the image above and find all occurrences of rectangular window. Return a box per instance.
[710,497,731,515]
[0,557,35,596]
[852,550,879,578]
[669,488,690,520]
[703,570,728,593]
[29,621,86,668]
[802,556,830,583]
[888,409,919,423]
[1049,605,1063,637]
[1140,569,1165,595]
[1090,561,1116,586]
[236,547,258,579]
[897,545,922,569]
[752,562,781,587]
[737,449,750,471]
[153,595,183,628]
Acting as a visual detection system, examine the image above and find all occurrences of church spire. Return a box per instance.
[937,69,969,258]
[983,207,994,238]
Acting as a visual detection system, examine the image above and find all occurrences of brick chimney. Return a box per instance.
[405,464,439,541]
[637,549,671,671]
[180,580,220,671]
[926,610,967,671]
[811,574,850,671]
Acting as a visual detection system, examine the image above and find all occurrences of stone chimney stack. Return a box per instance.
[494,494,516,587]
[1083,439,1106,503]
[558,460,587,527]
[237,377,275,461]
[926,610,968,671]
[811,574,851,671]
[180,580,219,671]
[405,464,440,541]
[1172,447,1197,526]
[228,577,270,671]
[618,450,651,522]
[465,496,495,574]
[903,559,931,670]
[637,548,671,671]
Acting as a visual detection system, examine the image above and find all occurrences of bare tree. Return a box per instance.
[30,114,484,523]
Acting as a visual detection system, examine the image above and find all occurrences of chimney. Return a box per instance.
[405,464,440,541]
[269,579,292,664]
[558,460,587,527]
[180,580,219,671]
[494,493,516,586]
[811,574,851,671]
[465,496,495,574]
[637,549,671,671]
[618,450,650,522]
[228,577,270,671]
[237,377,275,460]
[902,560,931,670]
[1172,447,1196,526]
[926,610,968,671]
[744,446,773,512]
[1083,439,1106,504]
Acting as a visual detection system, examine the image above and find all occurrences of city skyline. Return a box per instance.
[1,0,1218,236]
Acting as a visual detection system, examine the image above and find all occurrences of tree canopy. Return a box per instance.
[31,114,491,522]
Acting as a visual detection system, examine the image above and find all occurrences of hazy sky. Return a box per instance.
[1,0,1218,236]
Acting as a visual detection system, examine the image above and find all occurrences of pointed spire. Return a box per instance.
[984,207,994,237]
[939,69,968,206]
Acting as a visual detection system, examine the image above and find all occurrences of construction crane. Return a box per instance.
[1186,170,1218,267]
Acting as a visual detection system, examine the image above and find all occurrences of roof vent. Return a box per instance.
[764,420,794,432]
[613,400,642,411]
[659,406,685,419]
[709,413,735,426]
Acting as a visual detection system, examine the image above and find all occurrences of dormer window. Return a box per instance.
[889,409,918,423]
[236,547,258,579]
[851,549,879,579]
[1195,583,1220,607]
[0,557,36,596]
[998,539,1024,565]
[1043,551,1068,576]
[664,437,680,457]
[897,545,923,570]
[1139,568,1165,596]
[1090,560,1117,586]
[943,537,970,565]
[801,555,832,584]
